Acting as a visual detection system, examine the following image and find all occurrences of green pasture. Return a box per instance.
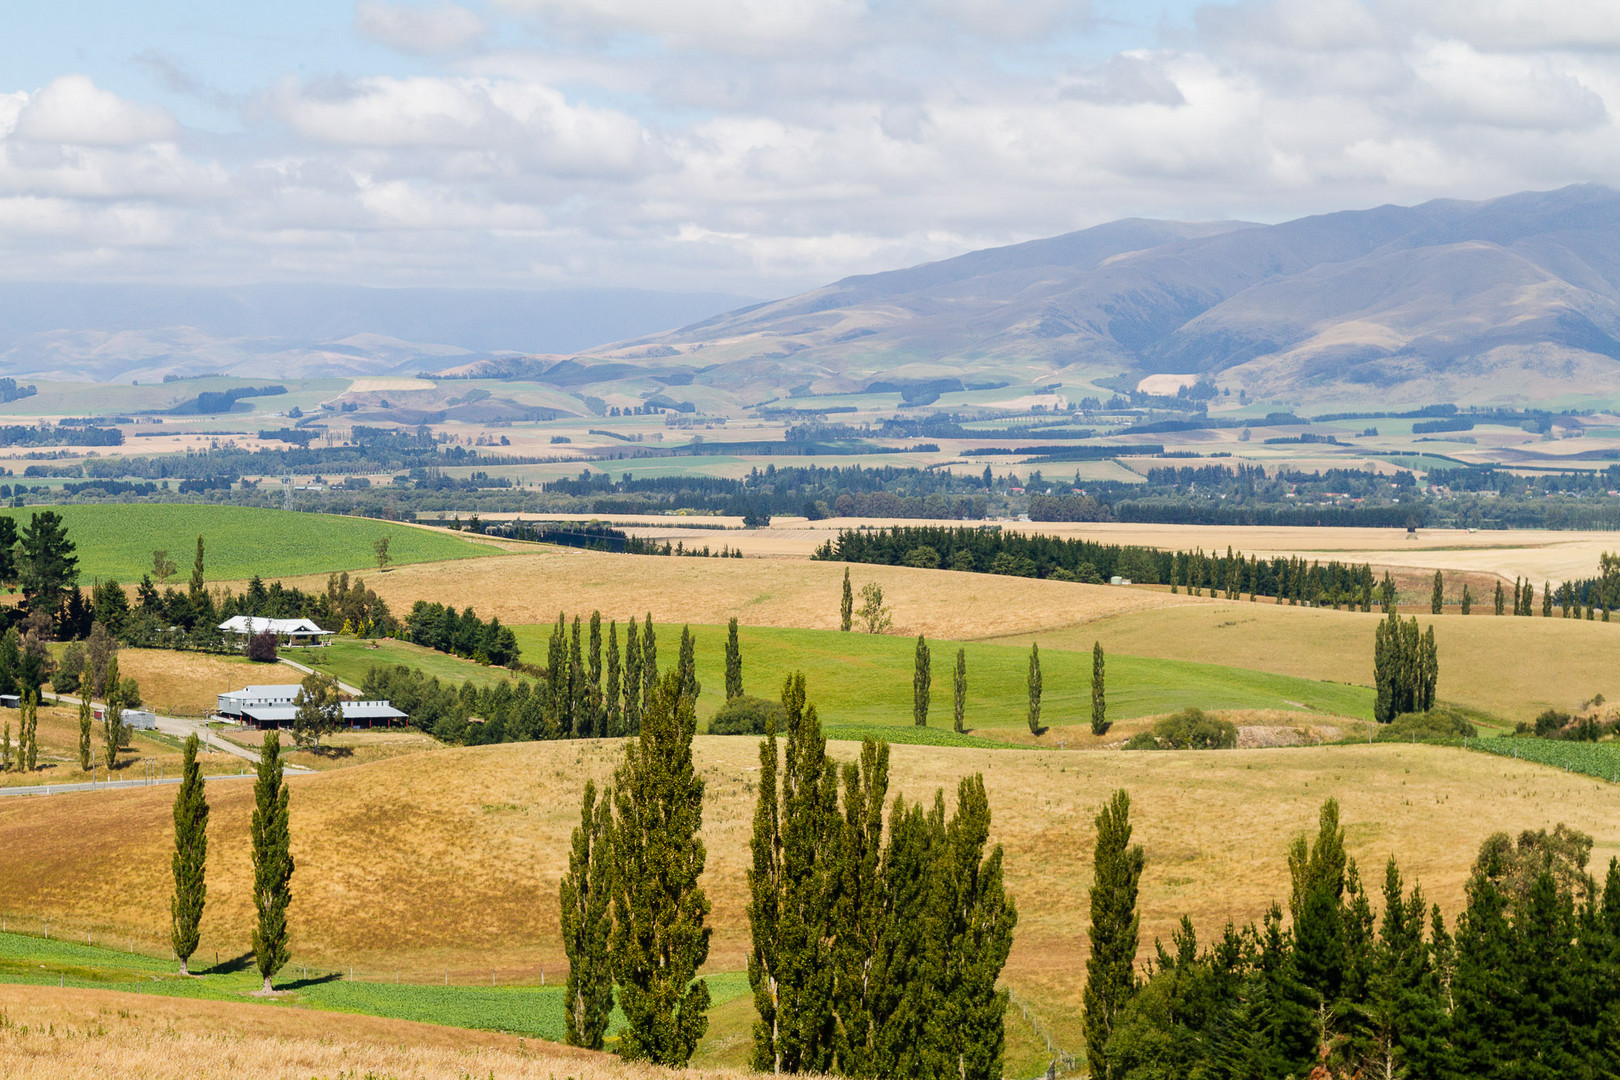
[510,622,1375,729]
[0,930,748,1044]
[0,378,348,418]
[308,637,530,691]
[0,504,488,581]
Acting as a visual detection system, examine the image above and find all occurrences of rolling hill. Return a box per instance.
[563,184,1620,408]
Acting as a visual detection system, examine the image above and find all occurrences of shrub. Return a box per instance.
[1152,708,1237,750]
[246,630,279,663]
[903,545,942,569]
[1534,708,1572,737]
[53,641,86,695]
[708,695,787,735]
[1378,708,1478,742]
[1123,731,1159,750]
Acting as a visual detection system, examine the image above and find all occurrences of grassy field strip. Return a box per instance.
[1465,738,1620,782]
[0,504,487,580]
[510,621,1375,728]
[0,929,748,1043]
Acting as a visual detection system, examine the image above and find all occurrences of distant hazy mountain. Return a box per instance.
[588,185,1620,407]
[0,284,755,383]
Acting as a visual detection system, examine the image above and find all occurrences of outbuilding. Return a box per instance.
[215,684,407,730]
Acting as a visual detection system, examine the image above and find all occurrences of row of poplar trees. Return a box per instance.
[559,649,1019,1079]
[540,611,676,738]
[1371,609,1439,723]
[168,731,295,995]
[908,635,1110,737]
[559,626,710,1065]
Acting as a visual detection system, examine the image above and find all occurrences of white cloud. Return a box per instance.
[495,0,869,55]
[355,1,486,54]
[12,75,178,146]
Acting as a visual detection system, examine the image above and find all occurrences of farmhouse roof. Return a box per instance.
[218,616,331,636]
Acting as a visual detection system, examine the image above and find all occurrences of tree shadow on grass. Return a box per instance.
[204,951,257,975]
[280,970,345,990]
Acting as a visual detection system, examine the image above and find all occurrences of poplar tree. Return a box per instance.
[623,616,642,735]
[1380,572,1396,614]
[912,634,931,727]
[641,614,658,718]
[830,738,889,1076]
[18,691,37,771]
[101,655,124,769]
[250,731,293,994]
[1542,581,1552,617]
[726,617,743,700]
[546,612,568,735]
[1430,571,1443,614]
[1084,789,1144,1080]
[841,569,854,632]
[677,625,699,706]
[1494,581,1505,615]
[561,779,614,1048]
[570,616,589,735]
[77,694,92,771]
[610,669,710,1066]
[1091,641,1108,736]
[748,684,785,1072]
[188,534,206,604]
[606,621,622,736]
[170,733,208,975]
[953,648,966,734]
[1461,584,1472,615]
[1027,643,1042,734]
[588,611,604,737]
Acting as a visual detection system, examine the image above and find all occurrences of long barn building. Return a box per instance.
[216,685,407,730]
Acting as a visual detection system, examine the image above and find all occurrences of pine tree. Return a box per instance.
[170,733,208,975]
[1289,799,1348,1006]
[1084,790,1144,1080]
[841,569,854,632]
[726,617,743,700]
[1091,640,1108,736]
[912,634,931,727]
[1431,570,1443,614]
[561,779,614,1049]
[623,616,642,735]
[588,611,604,737]
[250,731,293,994]
[609,669,711,1066]
[606,621,622,736]
[953,648,966,734]
[1026,643,1042,735]
[77,694,92,771]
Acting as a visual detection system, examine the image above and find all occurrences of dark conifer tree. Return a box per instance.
[912,634,930,727]
[1289,798,1348,1006]
[250,731,293,994]
[1084,790,1143,1080]
[726,617,743,700]
[170,733,208,976]
[561,780,614,1049]
[1091,641,1108,736]
[953,648,966,734]
[1026,643,1042,735]
[609,668,710,1066]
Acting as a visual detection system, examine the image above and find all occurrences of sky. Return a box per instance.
[2,0,1619,297]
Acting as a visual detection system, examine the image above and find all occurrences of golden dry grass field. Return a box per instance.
[0,701,242,788]
[0,737,1613,1054]
[0,983,663,1080]
[116,648,260,717]
[269,548,1179,639]
[995,600,1620,722]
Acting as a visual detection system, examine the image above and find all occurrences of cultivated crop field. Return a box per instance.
[0,504,487,581]
[1,736,1615,1060]
[1468,738,1620,781]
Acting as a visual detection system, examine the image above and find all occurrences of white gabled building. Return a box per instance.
[217,616,334,648]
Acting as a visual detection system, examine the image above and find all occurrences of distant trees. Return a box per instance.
[1091,641,1108,736]
[250,731,293,994]
[913,635,931,726]
[1373,611,1438,723]
[405,601,520,667]
[1027,643,1042,735]
[561,780,613,1049]
[170,734,209,976]
[1431,570,1443,614]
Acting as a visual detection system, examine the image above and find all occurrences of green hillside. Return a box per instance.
[1,504,488,582]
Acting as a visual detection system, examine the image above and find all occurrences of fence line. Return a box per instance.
[1008,989,1080,1077]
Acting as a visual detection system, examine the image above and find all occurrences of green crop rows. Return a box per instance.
[1466,737,1620,782]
